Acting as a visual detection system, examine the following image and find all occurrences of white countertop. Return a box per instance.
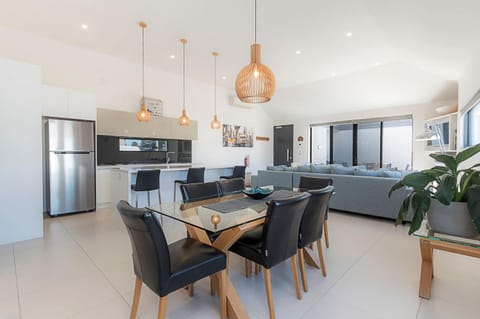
[98,163,233,173]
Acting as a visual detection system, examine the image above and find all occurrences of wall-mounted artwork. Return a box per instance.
[222,124,254,148]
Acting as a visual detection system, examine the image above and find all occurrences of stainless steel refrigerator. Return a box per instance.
[44,118,96,216]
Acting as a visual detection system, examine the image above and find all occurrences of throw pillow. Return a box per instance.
[297,164,312,172]
[355,169,385,177]
[311,164,330,173]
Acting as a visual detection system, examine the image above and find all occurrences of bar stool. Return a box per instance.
[132,170,161,208]
[219,166,246,180]
[173,167,205,201]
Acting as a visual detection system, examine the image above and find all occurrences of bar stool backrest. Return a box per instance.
[186,167,205,184]
[134,170,161,192]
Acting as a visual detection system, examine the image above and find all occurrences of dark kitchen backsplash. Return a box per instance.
[97,135,192,165]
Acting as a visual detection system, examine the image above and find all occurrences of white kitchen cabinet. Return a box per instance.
[42,85,96,121]
[96,168,112,207]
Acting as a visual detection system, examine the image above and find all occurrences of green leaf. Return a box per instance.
[389,180,405,198]
[395,194,412,225]
[408,191,431,235]
[429,153,457,173]
[435,175,456,205]
[456,143,480,165]
[422,167,448,178]
[466,185,480,232]
[400,172,436,190]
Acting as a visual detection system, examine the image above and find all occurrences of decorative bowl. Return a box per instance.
[242,187,273,200]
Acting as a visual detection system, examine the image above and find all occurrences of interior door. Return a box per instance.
[273,125,294,166]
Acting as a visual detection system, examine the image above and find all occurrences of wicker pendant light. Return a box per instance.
[178,38,191,126]
[136,22,151,122]
[235,0,275,103]
[210,52,221,129]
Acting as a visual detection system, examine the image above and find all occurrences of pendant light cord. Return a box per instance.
[183,40,186,111]
[254,0,257,44]
[214,54,217,115]
[142,25,145,101]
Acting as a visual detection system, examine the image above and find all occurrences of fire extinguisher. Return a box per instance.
[244,155,250,168]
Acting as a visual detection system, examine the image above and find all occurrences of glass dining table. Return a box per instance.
[147,188,303,319]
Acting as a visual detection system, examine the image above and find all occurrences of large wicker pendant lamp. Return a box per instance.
[178,38,191,126]
[210,52,221,129]
[235,0,276,103]
[136,22,151,122]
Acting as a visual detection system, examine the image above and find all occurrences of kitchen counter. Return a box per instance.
[106,164,234,208]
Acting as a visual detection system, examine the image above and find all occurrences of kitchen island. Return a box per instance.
[101,164,233,208]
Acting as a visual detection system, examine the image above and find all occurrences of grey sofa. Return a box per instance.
[251,170,412,221]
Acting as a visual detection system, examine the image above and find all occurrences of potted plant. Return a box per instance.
[389,143,480,237]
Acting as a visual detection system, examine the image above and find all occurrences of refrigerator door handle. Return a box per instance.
[54,151,91,155]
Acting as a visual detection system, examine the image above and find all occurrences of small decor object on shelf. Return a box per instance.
[222,124,254,148]
[389,143,480,238]
[142,97,163,116]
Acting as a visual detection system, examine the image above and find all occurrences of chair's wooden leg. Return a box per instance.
[209,275,217,296]
[188,283,194,297]
[157,296,168,319]
[245,259,251,278]
[298,248,308,292]
[317,240,327,277]
[217,270,227,319]
[130,276,142,319]
[263,268,276,319]
[290,255,302,300]
[324,220,330,248]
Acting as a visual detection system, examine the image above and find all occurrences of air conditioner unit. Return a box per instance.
[229,95,256,109]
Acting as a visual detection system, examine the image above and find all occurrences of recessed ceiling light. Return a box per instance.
[295,50,301,55]
[169,54,176,59]
[81,24,88,30]
[331,73,337,77]
[221,76,227,80]
[375,62,381,67]
[346,32,353,37]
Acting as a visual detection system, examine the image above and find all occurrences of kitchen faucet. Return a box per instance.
[166,152,176,164]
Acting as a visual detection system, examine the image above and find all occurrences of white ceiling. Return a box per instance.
[0,0,478,118]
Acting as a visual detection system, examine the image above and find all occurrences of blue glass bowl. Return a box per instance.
[243,187,273,200]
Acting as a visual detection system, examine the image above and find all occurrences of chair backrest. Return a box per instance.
[217,178,245,196]
[180,181,220,203]
[261,192,311,268]
[134,170,160,191]
[232,166,246,179]
[116,200,170,296]
[186,167,205,183]
[298,186,335,248]
[299,176,333,190]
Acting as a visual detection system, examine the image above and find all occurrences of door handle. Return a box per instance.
[286,148,290,162]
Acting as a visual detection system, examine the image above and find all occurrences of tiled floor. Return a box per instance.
[1,207,479,319]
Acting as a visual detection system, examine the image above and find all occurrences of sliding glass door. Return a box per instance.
[310,116,413,169]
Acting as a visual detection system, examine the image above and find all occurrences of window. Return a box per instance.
[310,116,413,170]
[465,102,480,147]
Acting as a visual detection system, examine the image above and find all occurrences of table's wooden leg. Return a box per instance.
[225,277,249,319]
[419,239,434,299]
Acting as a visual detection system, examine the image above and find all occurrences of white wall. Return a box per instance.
[0,58,43,244]
[0,26,273,174]
[277,100,456,170]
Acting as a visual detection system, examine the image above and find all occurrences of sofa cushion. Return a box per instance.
[267,165,288,171]
[330,166,355,175]
[296,164,312,172]
[311,164,330,173]
[383,170,404,178]
[355,169,385,177]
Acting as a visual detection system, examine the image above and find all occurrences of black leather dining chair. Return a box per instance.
[299,176,333,248]
[117,200,227,319]
[229,192,311,319]
[131,170,161,208]
[179,181,220,203]
[297,186,335,292]
[220,165,246,179]
[174,167,205,201]
[217,178,245,196]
